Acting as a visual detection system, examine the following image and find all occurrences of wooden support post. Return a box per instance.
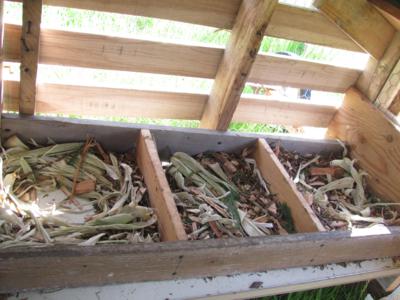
[253,139,325,233]
[357,32,400,102]
[375,58,400,110]
[314,0,396,60]
[136,129,187,241]
[200,0,277,131]
[19,0,42,115]
[327,87,400,204]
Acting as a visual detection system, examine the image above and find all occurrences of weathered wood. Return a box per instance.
[4,24,361,93]
[314,0,396,60]
[375,57,400,110]
[254,139,325,232]
[3,80,337,127]
[8,0,362,52]
[136,129,187,241]
[200,0,277,130]
[327,87,400,204]
[357,32,400,101]
[19,0,42,115]
[1,228,400,292]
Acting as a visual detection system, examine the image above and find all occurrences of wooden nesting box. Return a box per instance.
[0,0,400,293]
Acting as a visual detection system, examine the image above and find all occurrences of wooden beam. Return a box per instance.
[200,0,278,130]
[368,0,400,29]
[375,57,400,110]
[1,228,400,292]
[3,81,338,128]
[357,32,400,101]
[327,87,400,204]
[4,24,361,93]
[136,130,187,241]
[314,0,396,60]
[254,139,325,232]
[389,92,400,115]
[19,0,42,115]
[8,0,362,52]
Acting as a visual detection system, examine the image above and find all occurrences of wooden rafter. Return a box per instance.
[19,0,42,115]
[314,0,396,60]
[375,57,400,110]
[200,0,277,130]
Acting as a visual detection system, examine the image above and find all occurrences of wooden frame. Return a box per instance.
[0,115,399,292]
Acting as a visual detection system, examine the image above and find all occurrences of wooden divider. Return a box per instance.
[327,87,400,204]
[4,24,361,93]
[254,139,325,232]
[3,80,338,128]
[136,129,187,241]
[9,0,362,52]
[19,0,42,115]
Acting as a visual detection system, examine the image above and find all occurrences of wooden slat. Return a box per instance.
[3,81,338,128]
[254,139,325,232]
[4,24,361,93]
[234,97,337,127]
[200,0,278,130]
[375,58,400,110]
[357,32,400,101]
[136,129,187,241]
[327,87,400,204]
[19,0,42,115]
[9,0,362,52]
[250,54,360,92]
[1,228,400,292]
[314,0,396,60]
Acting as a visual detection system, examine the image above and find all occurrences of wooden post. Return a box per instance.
[200,0,277,131]
[19,0,42,115]
[314,0,395,60]
[375,58,400,110]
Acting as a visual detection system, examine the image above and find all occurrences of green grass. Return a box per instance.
[260,282,369,300]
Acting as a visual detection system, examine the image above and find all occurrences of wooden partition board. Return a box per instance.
[8,0,362,52]
[136,130,187,241]
[254,139,325,232]
[0,115,399,292]
[327,87,400,204]
[4,24,361,93]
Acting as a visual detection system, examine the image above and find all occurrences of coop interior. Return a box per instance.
[0,0,400,297]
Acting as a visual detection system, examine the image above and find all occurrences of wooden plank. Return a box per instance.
[327,87,400,204]
[249,54,360,92]
[234,97,337,127]
[200,0,278,130]
[314,0,396,60]
[375,57,400,110]
[3,24,361,93]
[19,0,42,115]
[357,32,400,101]
[1,228,400,292]
[136,129,187,241]
[3,81,338,128]
[254,139,325,233]
[9,0,362,52]
[389,92,400,115]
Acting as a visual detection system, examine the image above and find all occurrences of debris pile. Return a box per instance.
[274,142,400,230]
[0,136,158,248]
[166,150,295,240]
